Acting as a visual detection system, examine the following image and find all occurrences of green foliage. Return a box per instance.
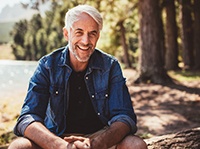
[10,1,71,60]
[98,0,139,62]
[10,20,28,59]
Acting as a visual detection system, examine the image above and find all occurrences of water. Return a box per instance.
[0,60,37,100]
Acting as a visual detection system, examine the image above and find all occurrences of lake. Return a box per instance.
[0,60,37,101]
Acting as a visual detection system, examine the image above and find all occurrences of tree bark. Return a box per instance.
[165,0,179,70]
[193,0,200,70]
[136,0,172,84]
[146,127,200,149]
[180,0,194,69]
[118,20,132,68]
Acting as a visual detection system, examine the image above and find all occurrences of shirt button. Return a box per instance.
[105,94,108,97]
[91,95,95,98]
[55,91,59,95]
[85,76,88,80]
[97,113,100,115]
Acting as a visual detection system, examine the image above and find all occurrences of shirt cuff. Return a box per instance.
[14,114,43,136]
[108,114,137,134]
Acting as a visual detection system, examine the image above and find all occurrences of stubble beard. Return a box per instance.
[69,42,94,63]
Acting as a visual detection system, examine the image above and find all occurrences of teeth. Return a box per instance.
[78,46,89,51]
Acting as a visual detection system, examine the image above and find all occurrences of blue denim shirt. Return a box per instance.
[14,45,137,136]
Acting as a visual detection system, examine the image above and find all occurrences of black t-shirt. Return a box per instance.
[65,69,104,134]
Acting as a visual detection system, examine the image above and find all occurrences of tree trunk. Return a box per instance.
[193,0,200,70]
[146,127,200,149]
[136,0,172,84]
[118,20,132,68]
[180,0,194,69]
[165,0,179,70]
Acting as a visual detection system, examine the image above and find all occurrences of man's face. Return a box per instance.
[66,13,100,63]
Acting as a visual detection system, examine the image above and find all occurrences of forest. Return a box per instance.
[10,0,200,85]
[2,0,200,148]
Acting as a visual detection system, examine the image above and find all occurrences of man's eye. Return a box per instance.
[76,32,83,35]
[89,32,97,37]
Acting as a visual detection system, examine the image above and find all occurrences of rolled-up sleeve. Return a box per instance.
[108,114,137,134]
[14,114,43,136]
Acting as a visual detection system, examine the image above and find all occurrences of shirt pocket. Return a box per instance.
[95,89,109,117]
[49,85,65,115]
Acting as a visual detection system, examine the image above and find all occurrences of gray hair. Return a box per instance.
[64,4,103,31]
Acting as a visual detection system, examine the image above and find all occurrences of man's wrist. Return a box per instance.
[52,137,69,149]
[90,137,107,149]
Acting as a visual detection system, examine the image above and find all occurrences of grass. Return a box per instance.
[168,70,200,82]
[0,132,16,148]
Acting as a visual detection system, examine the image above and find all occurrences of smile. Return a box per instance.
[77,45,90,51]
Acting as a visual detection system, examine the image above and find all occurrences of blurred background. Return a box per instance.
[0,0,200,148]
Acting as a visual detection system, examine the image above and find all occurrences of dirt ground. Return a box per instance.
[0,68,199,147]
[123,69,200,139]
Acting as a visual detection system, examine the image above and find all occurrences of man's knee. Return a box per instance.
[117,135,147,149]
[8,137,41,149]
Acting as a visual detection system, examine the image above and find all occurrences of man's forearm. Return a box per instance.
[90,121,131,149]
[24,122,68,149]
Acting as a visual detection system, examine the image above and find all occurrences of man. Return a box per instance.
[9,4,147,149]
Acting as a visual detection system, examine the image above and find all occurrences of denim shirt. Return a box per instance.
[14,45,137,136]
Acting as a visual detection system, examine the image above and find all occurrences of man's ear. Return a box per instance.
[63,27,68,41]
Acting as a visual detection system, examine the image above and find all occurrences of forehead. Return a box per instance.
[72,13,99,31]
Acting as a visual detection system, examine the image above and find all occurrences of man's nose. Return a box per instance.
[81,34,89,44]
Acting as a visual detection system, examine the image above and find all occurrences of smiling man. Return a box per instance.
[9,4,147,149]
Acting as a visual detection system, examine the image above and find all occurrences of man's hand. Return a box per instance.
[63,122,131,149]
[64,136,91,149]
